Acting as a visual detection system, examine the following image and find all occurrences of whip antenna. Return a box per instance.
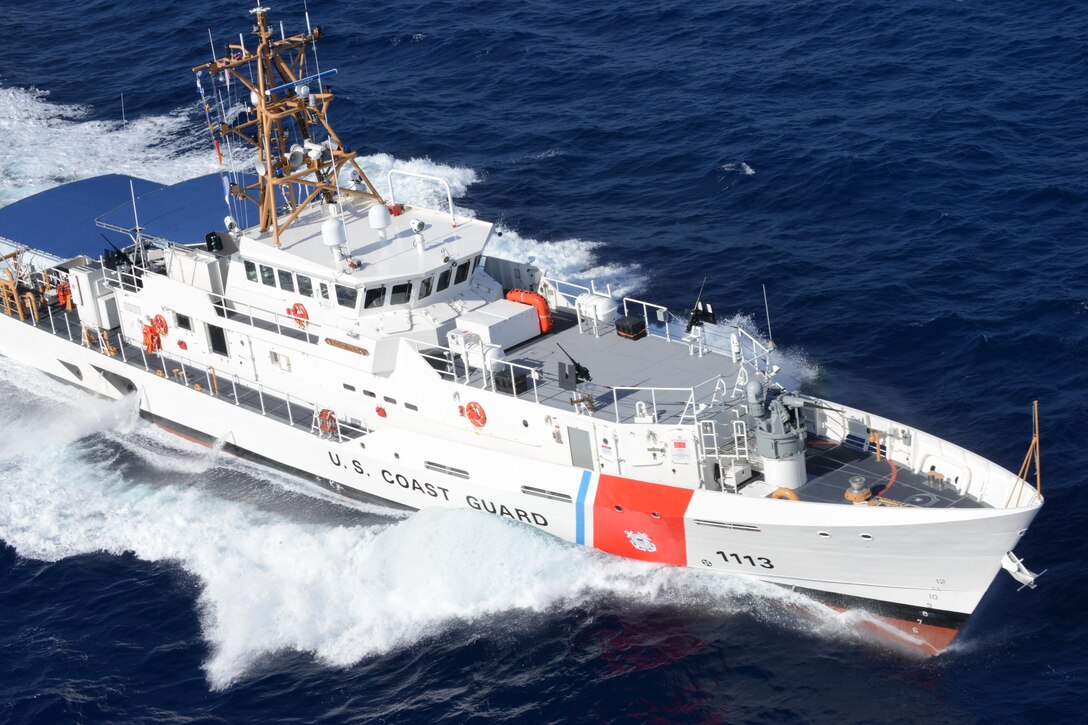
[762,283,776,351]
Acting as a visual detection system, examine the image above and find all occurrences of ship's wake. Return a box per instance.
[0,85,646,296]
[0,360,920,690]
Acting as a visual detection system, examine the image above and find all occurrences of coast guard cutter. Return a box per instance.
[0,6,1044,655]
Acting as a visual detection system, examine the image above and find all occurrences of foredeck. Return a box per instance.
[797,439,987,508]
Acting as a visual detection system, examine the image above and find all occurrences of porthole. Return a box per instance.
[522,419,529,427]
[614,505,623,512]
[859,533,873,541]
[817,531,831,538]
[394,452,400,459]
[651,512,661,519]
[1018,529,1027,537]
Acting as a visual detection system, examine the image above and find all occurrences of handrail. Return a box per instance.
[539,276,591,311]
[402,337,542,403]
[621,296,671,342]
[386,169,459,228]
[610,385,697,425]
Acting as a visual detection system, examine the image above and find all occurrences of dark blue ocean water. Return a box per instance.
[1,0,1086,722]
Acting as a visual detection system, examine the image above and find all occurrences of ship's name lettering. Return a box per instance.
[466,495,548,527]
[380,468,450,500]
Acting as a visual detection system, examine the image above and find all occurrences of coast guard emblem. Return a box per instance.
[625,530,657,553]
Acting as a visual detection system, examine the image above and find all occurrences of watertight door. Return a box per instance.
[568,427,594,470]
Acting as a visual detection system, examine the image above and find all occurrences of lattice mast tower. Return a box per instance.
[194,5,383,247]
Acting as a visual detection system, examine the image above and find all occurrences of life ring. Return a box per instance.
[505,289,552,334]
[465,401,487,428]
[287,302,309,329]
[142,324,161,354]
[318,408,337,434]
[771,487,800,501]
[153,314,169,335]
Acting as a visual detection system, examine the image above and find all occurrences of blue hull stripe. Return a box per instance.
[575,470,592,545]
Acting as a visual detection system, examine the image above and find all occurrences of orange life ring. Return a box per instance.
[287,302,309,329]
[505,289,552,334]
[142,325,161,354]
[465,401,487,428]
[153,314,169,335]
[771,487,800,501]
[318,408,337,434]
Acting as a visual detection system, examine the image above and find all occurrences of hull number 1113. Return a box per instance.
[716,551,774,569]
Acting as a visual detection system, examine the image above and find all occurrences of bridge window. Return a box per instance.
[297,275,314,297]
[259,264,276,287]
[418,275,434,300]
[454,260,470,284]
[278,269,295,292]
[436,269,452,292]
[243,260,258,282]
[472,254,482,271]
[175,313,192,332]
[390,282,412,305]
[319,282,330,300]
[336,284,359,309]
[364,285,386,309]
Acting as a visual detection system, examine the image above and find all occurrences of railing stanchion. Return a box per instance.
[231,375,239,405]
[286,393,294,426]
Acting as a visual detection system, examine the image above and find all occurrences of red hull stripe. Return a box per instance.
[592,474,694,565]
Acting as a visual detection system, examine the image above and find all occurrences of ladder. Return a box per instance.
[699,420,721,461]
[731,419,750,460]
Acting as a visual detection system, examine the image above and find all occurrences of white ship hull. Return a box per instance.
[0,308,1040,655]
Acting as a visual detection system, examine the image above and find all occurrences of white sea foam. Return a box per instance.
[720,161,756,176]
[0,87,219,208]
[485,226,647,297]
[0,84,646,298]
[0,356,900,689]
[720,312,820,389]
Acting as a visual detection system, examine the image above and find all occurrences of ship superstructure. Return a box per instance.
[0,7,1044,656]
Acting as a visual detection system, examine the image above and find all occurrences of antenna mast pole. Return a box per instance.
[762,283,776,351]
[193,4,384,247]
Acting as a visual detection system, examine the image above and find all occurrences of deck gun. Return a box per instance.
[685,276,716,334]
[556,343,592,383]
